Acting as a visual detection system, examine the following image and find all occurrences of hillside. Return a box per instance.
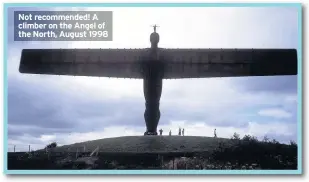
[9,135,297,170]
[54,136,233,153]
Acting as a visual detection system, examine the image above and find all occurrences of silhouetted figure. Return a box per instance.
[182,128,185,136]
[169,130,172,136]
[214,129,217,138]
[159,129,163,135]
[178,128,181,136]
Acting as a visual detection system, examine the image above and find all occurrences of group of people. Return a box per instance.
[158,128,218,138]
[159,127,185,136]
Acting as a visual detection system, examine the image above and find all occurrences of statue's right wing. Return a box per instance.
[160,49,298,79]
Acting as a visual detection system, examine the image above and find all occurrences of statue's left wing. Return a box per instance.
[19,49,150,79]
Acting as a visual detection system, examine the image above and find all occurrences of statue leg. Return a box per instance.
[143,77,162,135]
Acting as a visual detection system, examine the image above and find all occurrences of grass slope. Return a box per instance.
[9,136,297,169]
[55,136,233,153]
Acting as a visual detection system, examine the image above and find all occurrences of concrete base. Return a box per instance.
[144,131,158,136]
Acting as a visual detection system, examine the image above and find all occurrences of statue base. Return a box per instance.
[144,131,158,136]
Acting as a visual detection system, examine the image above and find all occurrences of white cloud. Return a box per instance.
[285,95,298,103]
[258,108,292,119]
[40,135,57,143]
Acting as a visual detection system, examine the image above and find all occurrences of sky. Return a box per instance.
[7,7,299,152]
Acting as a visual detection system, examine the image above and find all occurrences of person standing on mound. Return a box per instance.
[214,128,217,138]
[159,129,163,135]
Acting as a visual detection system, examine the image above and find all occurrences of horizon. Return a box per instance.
[9,134,296,153]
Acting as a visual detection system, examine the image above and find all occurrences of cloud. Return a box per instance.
[258,108,293,119]
[8,125,144,152]
[231,76,297,94]
[8,73,298,150]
